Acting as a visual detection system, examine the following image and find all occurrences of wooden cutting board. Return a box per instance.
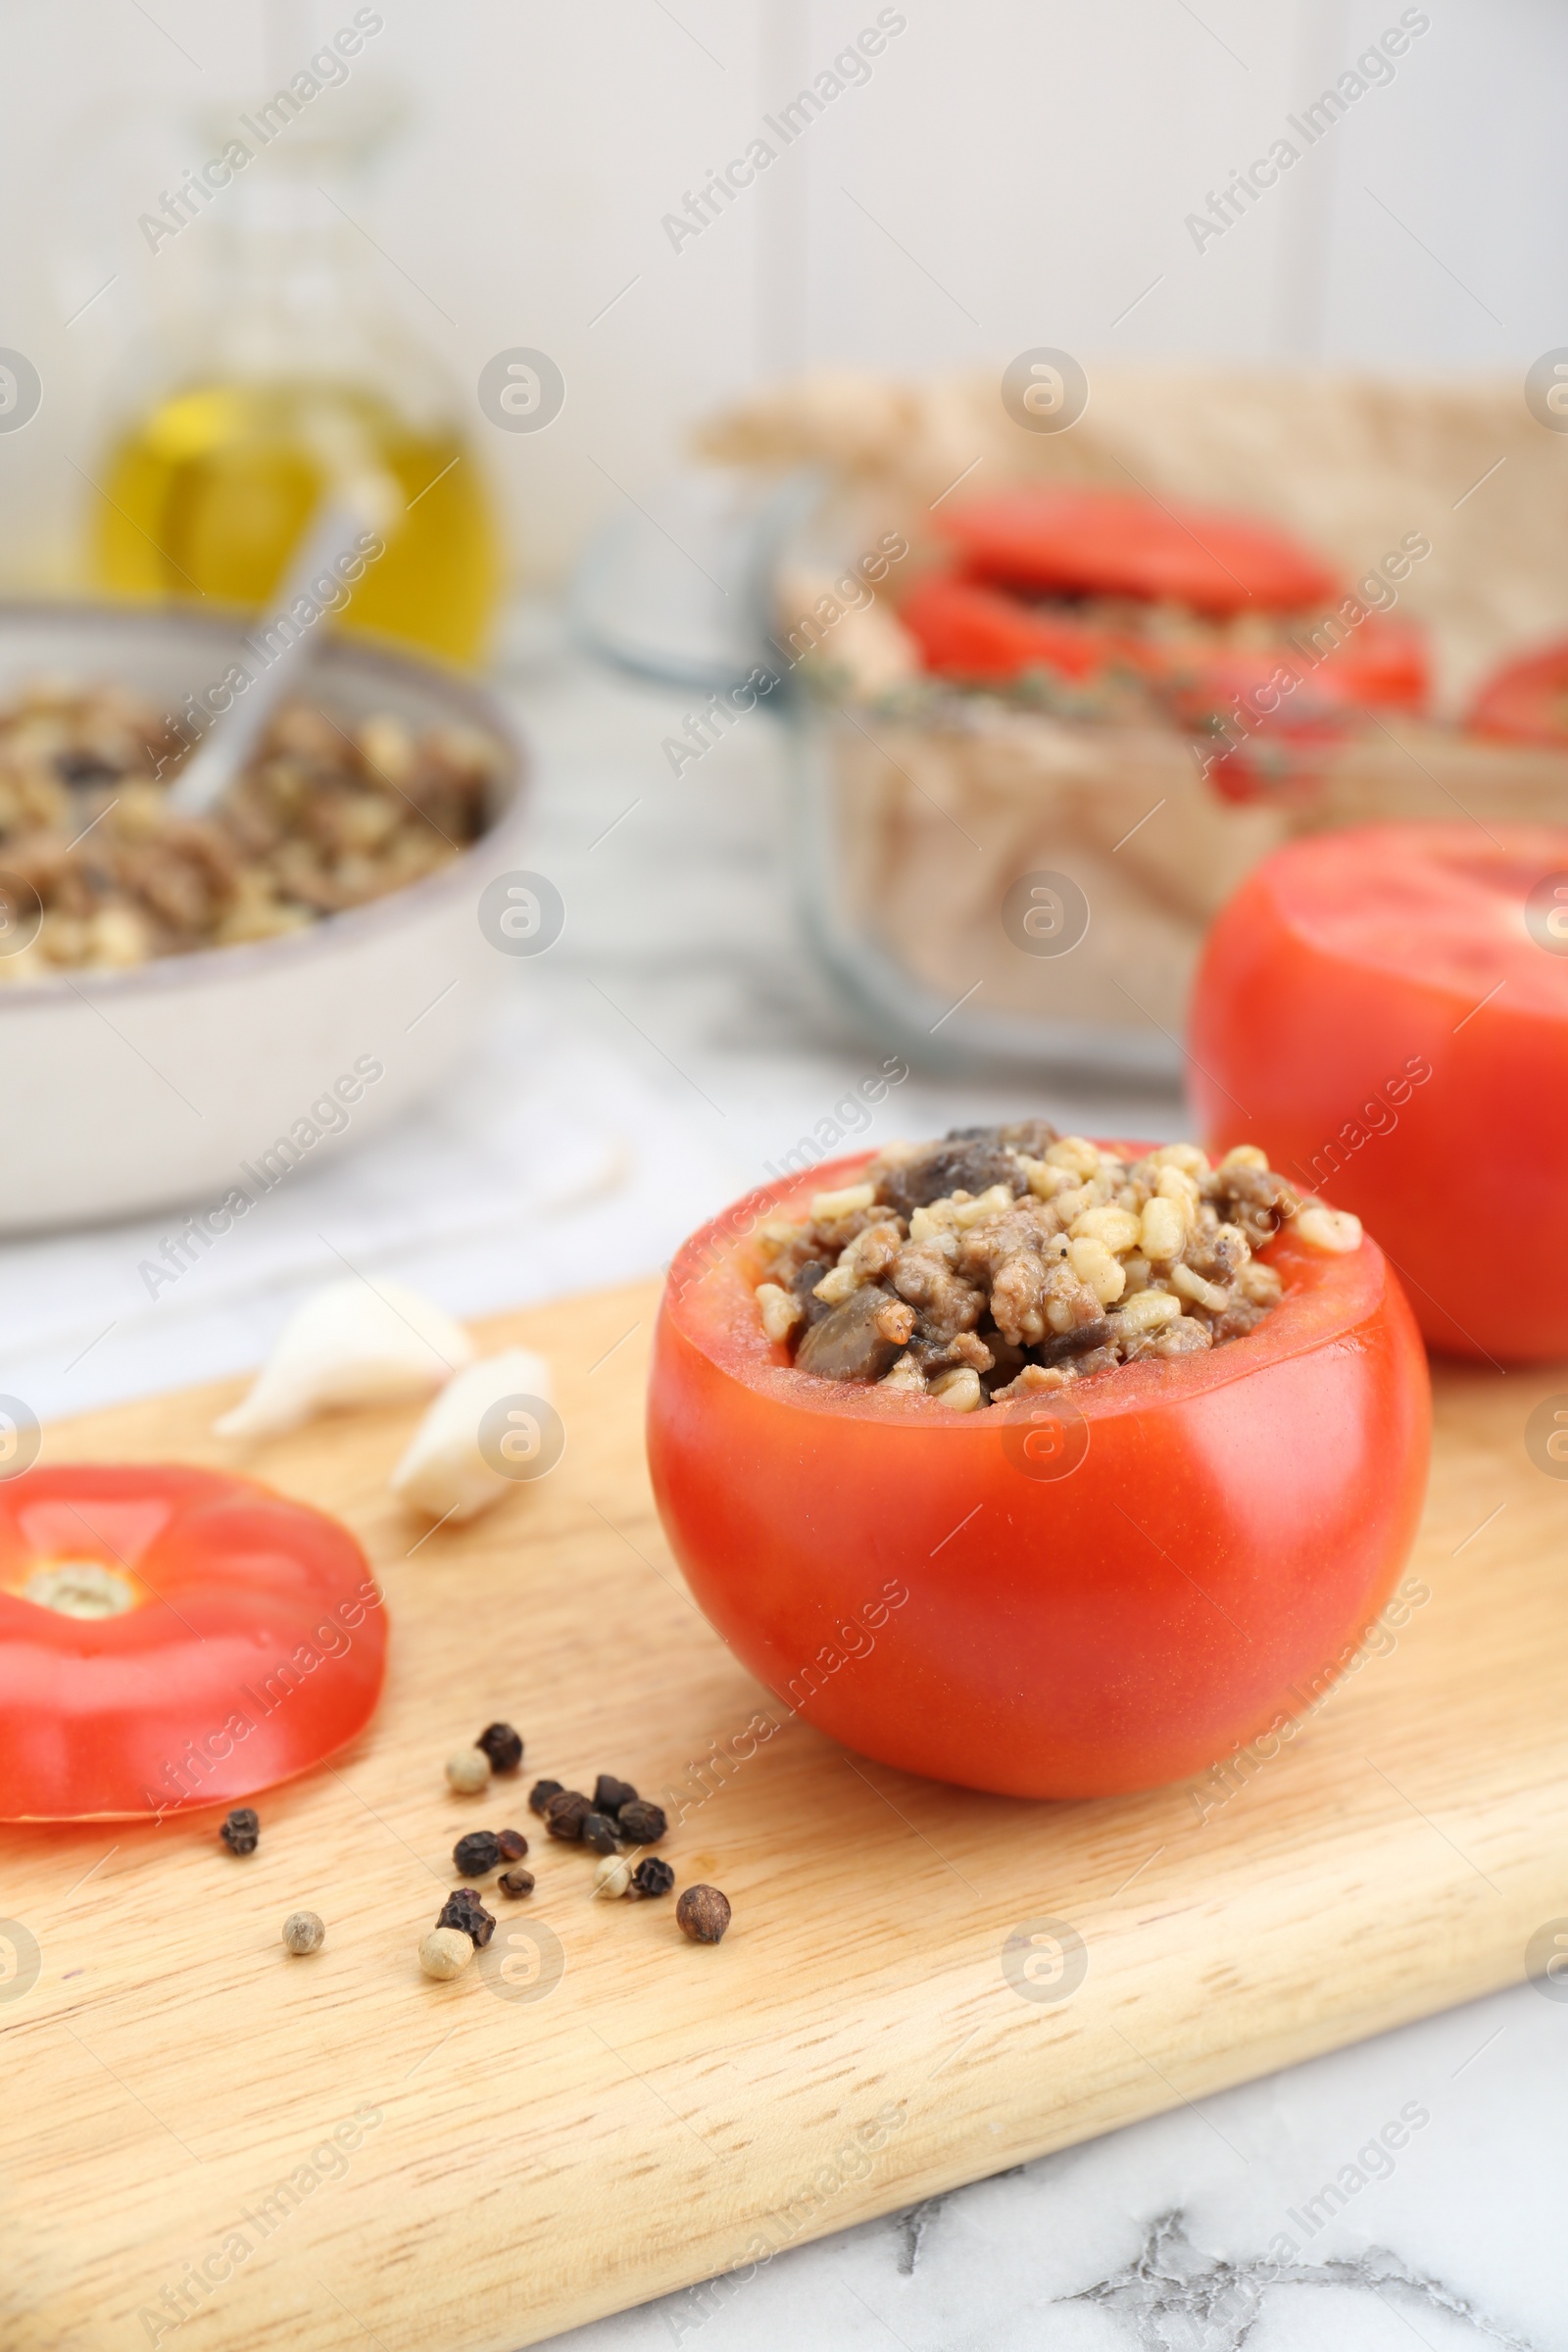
[4,1278,1566,2352]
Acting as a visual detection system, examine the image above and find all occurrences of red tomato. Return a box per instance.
[939,487,1341,616]
[1164,619,1430,802]
[1161,646,1351,802]
[1466,639,1568,744]
[1189,824,1568,1361]
[900,573,1428,785]
[647,1151,1429,1798]
[1159,644,1368,806]
[0,1464,386,1821]
[1156,619,1427,728]
[899,573,1131,685]
[1332,613,1431,712]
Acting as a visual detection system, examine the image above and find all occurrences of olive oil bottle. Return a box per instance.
[96,380,497,664]
[90,97,500,664]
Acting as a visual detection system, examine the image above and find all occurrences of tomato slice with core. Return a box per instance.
[0,1463,386,1821]
[1189,823,1568,1361]
[938,487,1341,616]
[647,1150,1429,1798]
[1466,639,1568,745]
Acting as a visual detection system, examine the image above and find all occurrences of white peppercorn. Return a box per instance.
[592,1853,633,1899]
[418,1926,474,1980]
[444,1747,491,1795]
[281,1910,324,1955]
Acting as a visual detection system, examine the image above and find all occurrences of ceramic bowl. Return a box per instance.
[0,602,528,1233]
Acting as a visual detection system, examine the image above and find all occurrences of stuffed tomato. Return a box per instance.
[647,1129,1429,1798]
[898,489,1430,805]
[1465,638,1568,744]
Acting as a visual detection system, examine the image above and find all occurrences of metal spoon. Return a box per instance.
[165,496,387,819]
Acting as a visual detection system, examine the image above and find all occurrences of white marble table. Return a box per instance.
[3,623,1560,2352]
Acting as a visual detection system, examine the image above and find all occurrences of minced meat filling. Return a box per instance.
[751,1123,1354,1408]
[0,680,499,982]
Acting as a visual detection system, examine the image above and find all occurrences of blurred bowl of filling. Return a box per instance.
[0,602,527,1233]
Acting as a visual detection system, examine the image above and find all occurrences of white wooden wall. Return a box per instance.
[0,0,1557,591]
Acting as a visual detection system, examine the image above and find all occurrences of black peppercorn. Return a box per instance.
[581,1811,620,1854]
[616,1798,666,1846]
[676,1885,731,1944]
[631,1857,674,1898]
[540,1788,587,1843]
[220,1807,259,1856]
[497,1867,535,1897]
[437,1887,496,1947]
[476,1722,523,1775]
[453,1830,503,1878]
[496,1828,528,1862]
[593,1774,638,1816]
[545,1788,592,1841]
[528,1778,564,1817]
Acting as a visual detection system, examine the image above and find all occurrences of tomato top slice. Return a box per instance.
[899,573,1133,685]
[938,487,1341,616]
[0,1463,386,1821]
[1466,638,1568,744]
[1240,822,1568,1019]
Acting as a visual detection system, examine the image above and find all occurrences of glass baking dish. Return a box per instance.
[786,691,1568,1084]
[572,388,1568,1084]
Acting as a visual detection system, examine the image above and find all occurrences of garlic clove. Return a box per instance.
[215,1278,474,1441]
[390,1348,557,1524]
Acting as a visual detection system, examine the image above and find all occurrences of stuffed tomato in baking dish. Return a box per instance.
[899,485,1431,799]
[647,1124,1430,1799]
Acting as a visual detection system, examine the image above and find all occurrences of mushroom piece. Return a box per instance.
[875,1132,1026,1218]
[795,1287,907,1383]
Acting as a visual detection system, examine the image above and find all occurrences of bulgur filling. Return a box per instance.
[0,679,500,982]
[887,592,1345,749]
[752,1123,1362,1408]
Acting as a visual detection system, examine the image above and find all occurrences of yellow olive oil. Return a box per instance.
[93,380,501,666]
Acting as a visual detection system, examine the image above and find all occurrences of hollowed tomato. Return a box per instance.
[0,1463,386,1821]
[899,573,1133,685]
[901,575,1426,753]
[937,486,1340,616]
[1329,613,1431,713]
[1160,617,1430,727]
[1465,638,1568,744]
[1190,823,1568,1363]
[646,1151,1429,1798]
[1163,646,1352,805]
